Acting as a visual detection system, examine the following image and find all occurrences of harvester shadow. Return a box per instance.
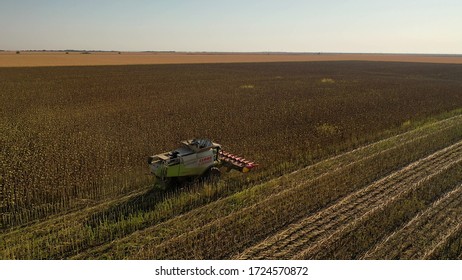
[84,183,190,229]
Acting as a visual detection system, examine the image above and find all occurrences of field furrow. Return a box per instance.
[363,185,462,259]
[125,131,462,259]
[2,62,462,260]
[2,112,462,260]
[433,223,462,259]
[238,140,462,260]
[65,115,462,259]
[422,222,462,260]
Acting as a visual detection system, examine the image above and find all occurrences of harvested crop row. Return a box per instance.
[3,113,461,260]
[426,223,462,259]
[68,116,462,259]
[309,160,462,260]
[238,141,462,259]
[0,186,152,259]
[0,119,448,260]
[95,120,462,259]
[70,114,462,258]
[363,185,462,259]
[3,61,462,229]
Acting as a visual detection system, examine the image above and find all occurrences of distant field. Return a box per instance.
[1,61,462,259]
[1,51,462,67]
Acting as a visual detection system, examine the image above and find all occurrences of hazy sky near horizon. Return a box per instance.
[1,0,461,54]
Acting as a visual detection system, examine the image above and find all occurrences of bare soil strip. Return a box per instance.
[363,185,462,259]
[237,141,462,260]
[1,52,462,67]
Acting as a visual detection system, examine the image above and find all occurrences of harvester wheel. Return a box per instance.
[206,167,221,184]
[154,177,174,191]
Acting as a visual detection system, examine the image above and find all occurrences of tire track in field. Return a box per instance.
[10,114,457,236]
[362,185,462,259]
[423,222,462,259]
[0,185,152,258]
[4,115,461,259]
[291,143,462,260]
[0,185,151,238]
[79,117,460,258]
[237,140,462,260]
[138,139,461,260]
[51,114,462,260]
[70,115,462,256]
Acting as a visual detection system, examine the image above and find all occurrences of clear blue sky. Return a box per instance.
[1,0,461,53]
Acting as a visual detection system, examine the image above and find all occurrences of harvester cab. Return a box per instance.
[147,138,257,188]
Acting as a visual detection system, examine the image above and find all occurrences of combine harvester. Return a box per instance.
[147,139,257,189]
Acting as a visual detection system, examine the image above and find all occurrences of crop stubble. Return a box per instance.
[2,61,462,259]
[238,141,462,259]
[70,114,462,259]
[142,134,462,260]
[364,185,462,259]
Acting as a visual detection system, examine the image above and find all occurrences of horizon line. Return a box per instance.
[2,49,462,56]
